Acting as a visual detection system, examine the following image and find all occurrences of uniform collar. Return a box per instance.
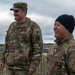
[17,17,31,24]
[54,34,74,44]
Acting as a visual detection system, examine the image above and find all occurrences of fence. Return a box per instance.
[34,52,47,75]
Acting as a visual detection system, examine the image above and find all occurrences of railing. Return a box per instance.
[34,52,47,75]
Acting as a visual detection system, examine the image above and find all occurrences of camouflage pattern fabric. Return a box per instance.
[1,17,43,74]
[47,34,75,75]
[1,67,28,75]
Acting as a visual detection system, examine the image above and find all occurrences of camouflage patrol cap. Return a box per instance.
[10,2,27,10]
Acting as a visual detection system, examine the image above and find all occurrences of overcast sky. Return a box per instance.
[0,0,75,44]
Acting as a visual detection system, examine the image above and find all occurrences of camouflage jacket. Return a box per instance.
[47,34,75,75]
[2,17,43,71]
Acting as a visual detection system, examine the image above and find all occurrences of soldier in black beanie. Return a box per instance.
[55,14,75,33]
[54,14,75,39]
[47,14,75,75]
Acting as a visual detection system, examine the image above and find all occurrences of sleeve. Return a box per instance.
[30,22,43,69]
[68,48,75,74]
[1,22,15,63]
[0,30,9,63]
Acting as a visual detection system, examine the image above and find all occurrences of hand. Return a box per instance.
[29,67,36,75]
[0,62,4,69]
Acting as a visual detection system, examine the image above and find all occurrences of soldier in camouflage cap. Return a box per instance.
[0,2,43,75]
[47,14,75,75]
[10,2,27,10]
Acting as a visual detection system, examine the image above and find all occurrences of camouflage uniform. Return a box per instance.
[47,34,75,75]
[1,17,43,75]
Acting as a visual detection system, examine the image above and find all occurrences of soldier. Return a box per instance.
[0,2,43,75]
[47,14,75,75]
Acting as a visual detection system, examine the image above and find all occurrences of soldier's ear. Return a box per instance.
[22,10,27,15]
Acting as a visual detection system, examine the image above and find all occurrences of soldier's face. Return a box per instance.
[13,10,25,21]
[54,21,69,39]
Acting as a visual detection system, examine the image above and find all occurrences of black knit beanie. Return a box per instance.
[55,14,75,33]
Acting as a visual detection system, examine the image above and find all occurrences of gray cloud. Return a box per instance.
[0,0,75,44]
